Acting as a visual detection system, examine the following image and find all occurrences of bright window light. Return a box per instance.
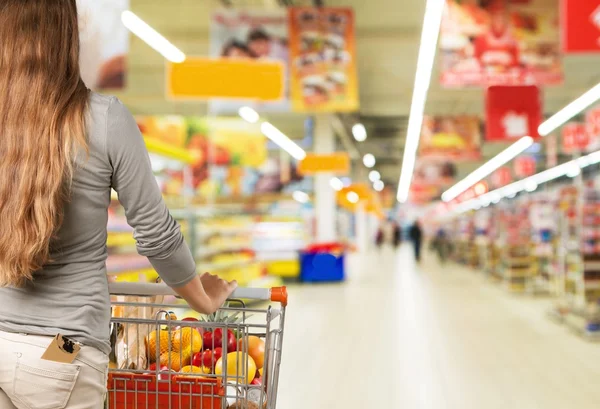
[292,191,309,203]
[369,170,381,182]
[347,191,359,203]
[238,106,260,123]
[121,11,186,63]
[442,136,534,202]
[396,0,446,203]
[330,177,344,191]
[374,180,384,191]
[352,123,367,142]
[363,153,376,168]
[538,82,600,136]
[260,122,306,161]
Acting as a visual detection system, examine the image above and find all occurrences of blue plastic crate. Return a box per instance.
[299,251,345,282]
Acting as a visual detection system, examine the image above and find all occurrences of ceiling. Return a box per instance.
[118,0,600,195]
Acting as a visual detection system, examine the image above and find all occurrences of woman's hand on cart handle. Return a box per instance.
[173,273,237,315]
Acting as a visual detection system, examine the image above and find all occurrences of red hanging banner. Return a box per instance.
[485,85,542,142]
[491,166,512,188]
[585,106,600,151]
[514,155,536,177]
[562,122,589,153]
[562,0,600,54]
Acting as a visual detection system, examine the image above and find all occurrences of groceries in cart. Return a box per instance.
[107,282,287,409]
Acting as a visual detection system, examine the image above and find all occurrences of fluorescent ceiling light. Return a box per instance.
[363,153,376,168]
[352,123,367,142]
[566,164,581,178]
[369,170,381,182]
[524,181,538,192]
[121,11,186,63]
[452,147,600,214]
[374,180,384,192]
[238,106,259,123]
[538,82,600,136]
[396,0,446,203]
[347,191,359,203]
[292,191,309,204]
[442,136,533,202]
[260,122,306,161]
[330,177,344,191]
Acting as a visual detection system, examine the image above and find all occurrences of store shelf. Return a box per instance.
[197,259,259,272]
[107,231,135,247]
[143,136,195,164]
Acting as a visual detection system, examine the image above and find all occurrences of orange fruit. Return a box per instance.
[160,350,191,372]
[238,336,265,369]
[215,352,256,385]
[180,365,212,379]
[146,330,171,362]
[172,327,203,354]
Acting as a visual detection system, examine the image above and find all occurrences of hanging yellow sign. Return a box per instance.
[298,153,350,175]
[167,57,285,101]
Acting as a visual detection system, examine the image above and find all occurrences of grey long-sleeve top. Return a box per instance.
[0,93,197,355]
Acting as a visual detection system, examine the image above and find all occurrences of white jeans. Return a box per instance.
[0,331,108,409]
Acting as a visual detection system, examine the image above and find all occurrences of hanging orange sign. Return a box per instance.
[298,153,350,175]
[167,57,285,101]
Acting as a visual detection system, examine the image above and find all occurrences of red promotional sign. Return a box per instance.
[491,167,512,188]
[546,133,558,168]
[514,155,536,177]
[562,122,589,153]
[585,106,600,151]
[562,0,600,53]
[485,85,542,141]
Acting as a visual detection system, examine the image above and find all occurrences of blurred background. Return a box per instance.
[92,0,600,407]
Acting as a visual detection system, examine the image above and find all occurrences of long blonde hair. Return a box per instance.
[0,0,89,287]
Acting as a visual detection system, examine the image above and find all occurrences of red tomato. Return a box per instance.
[148,363,173,380]
[191,352,203,368]
[213,329,237,352]
[212,347,223,362]
[201,350,215,368]
[202,331,214,350]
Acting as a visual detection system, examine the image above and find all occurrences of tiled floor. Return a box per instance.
[276,245,600,409]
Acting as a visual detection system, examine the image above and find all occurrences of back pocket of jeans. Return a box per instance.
[13,357,80,409]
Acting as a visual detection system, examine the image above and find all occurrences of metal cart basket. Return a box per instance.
[107,282,287,409]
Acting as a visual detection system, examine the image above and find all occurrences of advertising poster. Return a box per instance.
[411,159,458,203]
[288,7,359,112]
[78,0,129,90]
[562,0,600,53]
[209,9,290,113]
[420,116,482,160]
[440,0,562,87]
[135,116,306,198]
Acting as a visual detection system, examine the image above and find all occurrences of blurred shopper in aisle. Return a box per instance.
[375,225,385,248]
[432,227,450,264]
[0,2,236,408]
[392,221,402,248]
[409,221,423,262]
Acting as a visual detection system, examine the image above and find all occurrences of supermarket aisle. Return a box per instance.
[277,245,600,409]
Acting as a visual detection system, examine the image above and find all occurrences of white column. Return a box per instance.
[313,114,337,243]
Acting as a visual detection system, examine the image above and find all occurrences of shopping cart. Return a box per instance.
[107,282,288,409]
